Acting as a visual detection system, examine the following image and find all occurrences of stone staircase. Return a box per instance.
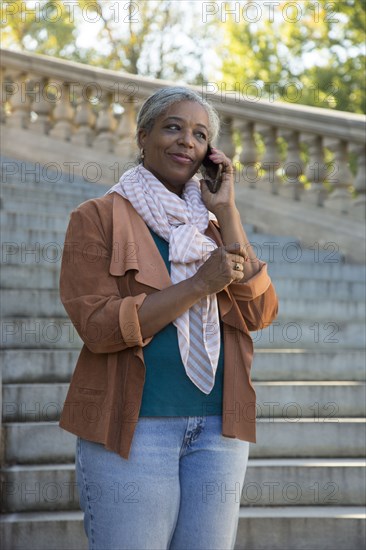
[1,157,365,550]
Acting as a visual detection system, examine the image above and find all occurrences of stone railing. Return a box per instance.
[1,48,365,223]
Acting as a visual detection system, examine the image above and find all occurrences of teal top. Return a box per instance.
[139,226,224,417]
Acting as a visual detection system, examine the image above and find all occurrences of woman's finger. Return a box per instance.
[225,243,249,260]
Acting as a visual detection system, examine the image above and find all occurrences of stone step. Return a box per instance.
[264,298,365,322]
[1,208,257,235]
[273,278,365,301]
[3,419,365,464]
[3,423,78,464]
[2,290,66,317]
[0,507,365,550]
[2,225,365,272]
[0,510,87,550]
[1,211,70,232]
[3,382,365,423]
[2,289,365,321]
[242,458,366,507]
[1,458,365,513]
[235,506,366,550]
[0,171,104,191]
[1,227,345,264]
[3,384,68,422]
[0,186,352,266]
[1,318,83,349]
[240,235,346,265]
[0,165,110,193]
[1,243,65,267]
[1,182,109,202]
[251,418,366,458]
[269,262,366,282]
[2,255,365,286]
[3,349,365,385]
[14,225,280,252]
[1,464,79,513]
[242,238,346,264]
[252,319,365,349]
[0,156,111,192]
[246,232,348,260]
[1,264,61,290]
[2,260,364,300]
[1,350,79,384]
[0,193,100,215]
[1,197,90,215]
[2,316,364,349]
[0,228,67,246]
[255,382,366,418]
[0,177,104,197]
[252,349,366,382]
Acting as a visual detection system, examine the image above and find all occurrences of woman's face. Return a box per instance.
[138,100,210,196]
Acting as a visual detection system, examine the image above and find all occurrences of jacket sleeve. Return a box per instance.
[59,204,153,354]
[229,261,279,331]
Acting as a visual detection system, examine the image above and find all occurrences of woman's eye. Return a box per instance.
[165,125,207,140]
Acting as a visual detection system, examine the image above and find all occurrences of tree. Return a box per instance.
[2,0,364,112]
[1,0,77,57]
[219,0,366,113]
[1,0,217,83]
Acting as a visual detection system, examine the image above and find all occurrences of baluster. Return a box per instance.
[349,143,365,220]
[0,67,7,124]
[49,82,75,140]
[30,76,52,135]
[93,92,116,153]
[217,116,235,159]
[115,100,138,162]
[302,134,328,206]
[278,130,304,200]
[72,92,96,147]
[256,125,281,194]
[5,72,32,129]
[323,138,353,214]
[233,120,259,188]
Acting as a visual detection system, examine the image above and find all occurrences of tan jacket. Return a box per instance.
[59,192,279,459]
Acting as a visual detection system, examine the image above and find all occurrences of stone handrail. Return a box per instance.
[1,48,365,222]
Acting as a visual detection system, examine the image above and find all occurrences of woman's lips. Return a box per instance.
[169,154,193,164]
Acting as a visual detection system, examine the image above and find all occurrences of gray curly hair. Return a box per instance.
[135,87,220,163]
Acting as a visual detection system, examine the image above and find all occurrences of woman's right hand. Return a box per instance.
[192,243,248,295]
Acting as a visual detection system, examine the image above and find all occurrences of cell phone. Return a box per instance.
[201,144,223,194]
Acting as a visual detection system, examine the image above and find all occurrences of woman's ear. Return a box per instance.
[137,128,147,150]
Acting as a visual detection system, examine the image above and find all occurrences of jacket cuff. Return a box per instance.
[119,293,153,347]
[230,261,272,301]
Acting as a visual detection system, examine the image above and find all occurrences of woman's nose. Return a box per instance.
[178,130,194,147]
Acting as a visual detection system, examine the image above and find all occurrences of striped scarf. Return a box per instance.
[106,164,221,394]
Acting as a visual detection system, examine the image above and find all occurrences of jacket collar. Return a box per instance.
[109,192,171,289]
[109,192,234,320]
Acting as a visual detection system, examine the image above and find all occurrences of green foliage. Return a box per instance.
[1,0,364,112]
[1,0,216,83]
[220,0,366,113]
[1,0,77,56]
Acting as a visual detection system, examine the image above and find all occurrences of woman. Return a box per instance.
[59,87,278,550]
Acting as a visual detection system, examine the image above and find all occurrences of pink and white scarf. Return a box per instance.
[107,164,221,394]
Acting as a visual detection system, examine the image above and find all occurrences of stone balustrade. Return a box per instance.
[1,48,365,221]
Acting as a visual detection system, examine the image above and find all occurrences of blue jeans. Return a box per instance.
[76,415,249,550]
